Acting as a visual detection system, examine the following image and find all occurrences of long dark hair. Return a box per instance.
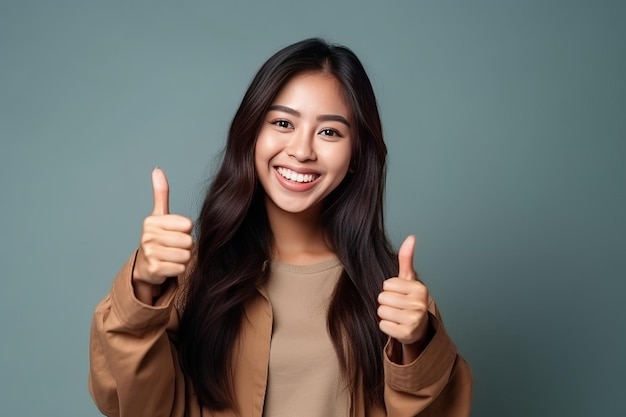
[178,38,397,410]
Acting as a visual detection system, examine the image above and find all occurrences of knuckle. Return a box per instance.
[399,327,412,341]
[143,245,156,259]
[180,250,192,263]
[143,216,158,229]
[147,263,159,276]
[410,284,427,298]
[182,235,194,248]
[378,321,387,333]
[408,299,424,311]
[408,312,425,329]
[416,282,428,294]
[141,232,154,245]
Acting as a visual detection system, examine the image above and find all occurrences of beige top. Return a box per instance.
[263,257,349,417]
[88,252,473,417]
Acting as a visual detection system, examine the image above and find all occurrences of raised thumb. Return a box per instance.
[151,167,170,215]
[398,235,417,281]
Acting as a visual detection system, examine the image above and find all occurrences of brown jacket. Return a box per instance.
[89,254,472,417]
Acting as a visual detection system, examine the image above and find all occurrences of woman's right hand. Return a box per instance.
[132,167,194,304]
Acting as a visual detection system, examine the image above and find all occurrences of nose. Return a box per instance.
[286,129,316,162]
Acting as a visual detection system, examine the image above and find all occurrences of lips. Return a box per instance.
[276,167,320,183]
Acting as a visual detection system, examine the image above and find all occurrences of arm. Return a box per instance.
[88,252,188,417]
[383,301,473,417]
[377,236,472,416]
[89,168,195,416]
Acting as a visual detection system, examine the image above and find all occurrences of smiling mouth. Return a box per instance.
[276,167,320,183]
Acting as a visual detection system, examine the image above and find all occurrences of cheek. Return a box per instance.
[324,144,352,174]
[253,141,261,171]
[254,134,270,168]
[254,130,280,162]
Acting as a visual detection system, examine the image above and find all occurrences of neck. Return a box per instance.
[265,198,335,265]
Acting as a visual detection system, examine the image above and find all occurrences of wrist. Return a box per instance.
[131,252,162,305]
[401,318,434,364]
[132,278,161,305]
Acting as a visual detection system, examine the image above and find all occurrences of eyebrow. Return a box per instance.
[268,104,351,127]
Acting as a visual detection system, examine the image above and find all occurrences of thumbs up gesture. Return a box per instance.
[132,168,194,299]
[377,235,430,350]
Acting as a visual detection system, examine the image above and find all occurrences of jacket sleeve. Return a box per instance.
[88,252,189,417]
[383,300,473,417]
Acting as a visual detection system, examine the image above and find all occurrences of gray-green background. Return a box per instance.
[1,0,624,416]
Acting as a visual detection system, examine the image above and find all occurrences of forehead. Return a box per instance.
[272,72,352,118]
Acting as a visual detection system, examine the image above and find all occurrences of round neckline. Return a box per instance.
[270,256,342,274]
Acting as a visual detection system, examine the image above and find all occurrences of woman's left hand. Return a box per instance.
[377,235,430,352]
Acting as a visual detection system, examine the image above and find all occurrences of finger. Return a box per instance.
[378,320,419,346]
[148,261,187,281]
[151,167,170,215]
[398,235,417,281]
[378,307,428,345]
[377,304,405,323]
[144,214,193,233]
[378,286,428,309]
[145,232,194,250]
[379,319,402,336]
[151,247,192,264]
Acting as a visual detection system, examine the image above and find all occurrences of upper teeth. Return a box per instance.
[277,167,318,183]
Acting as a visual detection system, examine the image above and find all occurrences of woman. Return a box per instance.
[89,38,472,417]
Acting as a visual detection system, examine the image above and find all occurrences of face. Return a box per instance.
[254,72,353,217]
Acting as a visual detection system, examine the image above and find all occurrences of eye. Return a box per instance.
[271,119,293,129]
[319,128,342,138]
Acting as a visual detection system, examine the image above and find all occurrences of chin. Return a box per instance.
[267,196,323,216]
